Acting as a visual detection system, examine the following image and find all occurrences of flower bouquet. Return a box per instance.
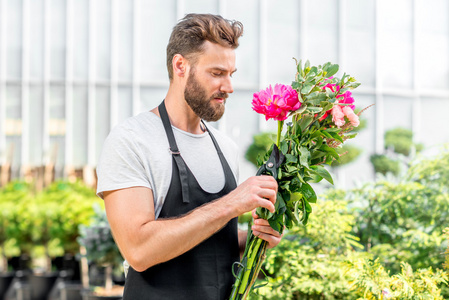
[229,60,369,300]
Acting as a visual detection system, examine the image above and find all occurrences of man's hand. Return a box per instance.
[226,175,278,217]
[251,209,283,249]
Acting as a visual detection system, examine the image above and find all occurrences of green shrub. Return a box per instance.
[332,144,362,168]
[445,228,449,271]
[250,199,365,300]
[346,258,447,299]
[384,127,423,156]
[245,132,277,167]
[345,180,448,274]
[0,181,34,258]
[369,154,400,175]
[34,181,102,256]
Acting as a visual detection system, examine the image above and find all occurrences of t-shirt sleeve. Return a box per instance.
[96,127,152,199]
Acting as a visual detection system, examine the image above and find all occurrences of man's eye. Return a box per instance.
[212,73,222,77]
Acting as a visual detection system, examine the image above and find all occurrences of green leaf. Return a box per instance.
[299,115,314,132]
[310,165,334,185]
[280,140,289,155]
[300,183,317,203]
[301,83,314,94]
[324,127,341,133]
[285,154,298,164]
[291,81,301,90]
[306,107,323,114]
[321,130,333,140]
[286,165,297,173]
[291,104,307,116]
[299,147,311,169]
[329,131,344,143]
[320,144,340,160]
[325,64,339,78]
[294,199,302,225]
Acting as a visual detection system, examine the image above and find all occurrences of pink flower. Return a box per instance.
[337,91,355,110]
[252,84,300,121]
[342,106,359,127]
[331,105,345,127]
[319,83,357,125]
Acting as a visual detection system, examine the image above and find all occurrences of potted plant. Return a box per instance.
[78,204,124,300]
[44,181,101,281]
[27,189,63,300]
[0,181,34,298]
[28,181,102,300]
[0,196,16,297]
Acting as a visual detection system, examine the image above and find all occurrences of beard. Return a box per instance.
[184,70,228,122]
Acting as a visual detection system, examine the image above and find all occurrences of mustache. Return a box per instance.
[211,92,228,100]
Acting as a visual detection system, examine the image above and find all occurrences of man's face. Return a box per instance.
[183,41,236,122]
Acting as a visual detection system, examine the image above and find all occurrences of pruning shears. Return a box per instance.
[256,144,285,180]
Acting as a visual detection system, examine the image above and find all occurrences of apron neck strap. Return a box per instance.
[158,100,190,203]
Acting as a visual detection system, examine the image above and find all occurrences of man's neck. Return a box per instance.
[152,89,204,135]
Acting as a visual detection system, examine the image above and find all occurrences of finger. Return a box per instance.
[252,176,278,189]
[253,218,270,226]
[257,198,275,213]
[252,224,282,237]
[252,230,282,249]
[252,209,259,219]
[257,188,277,204]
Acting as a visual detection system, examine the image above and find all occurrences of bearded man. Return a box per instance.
[96,13,281,300]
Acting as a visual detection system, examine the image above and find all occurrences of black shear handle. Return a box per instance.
[255,144,284,180]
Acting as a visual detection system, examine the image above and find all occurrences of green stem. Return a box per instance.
[238,237,262,295]
[276,120,283,147]
[242,241,268,299]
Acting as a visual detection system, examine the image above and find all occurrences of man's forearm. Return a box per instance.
[125,197,236,272]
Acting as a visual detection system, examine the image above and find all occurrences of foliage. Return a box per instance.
[345,179,449,273]
[0,180,101,272]
[346,258,448,299]
[332,144,363,168]
[0,181,34,258]
[78,204,123,269]
[370,127,423,176]
[250,199,365,300]
[369,154,400,176]
[384,128,423,156]
[444,228,449,271]
[245,132,277,167]
[33,181,101,256]
[406,146,449,192]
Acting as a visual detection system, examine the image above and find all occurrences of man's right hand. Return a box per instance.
[225,175,278,217]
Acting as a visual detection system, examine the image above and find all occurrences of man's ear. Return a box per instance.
[172,54,188,78]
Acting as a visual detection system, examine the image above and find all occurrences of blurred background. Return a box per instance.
[1,0,449,189]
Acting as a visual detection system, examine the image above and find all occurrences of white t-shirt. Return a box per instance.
[96,111,239,219]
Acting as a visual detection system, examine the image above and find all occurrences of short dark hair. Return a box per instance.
[166,13,244,81]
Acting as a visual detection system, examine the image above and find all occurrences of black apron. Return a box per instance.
[123,100,239,299]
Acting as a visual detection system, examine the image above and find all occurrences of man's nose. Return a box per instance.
[220,76,234,94]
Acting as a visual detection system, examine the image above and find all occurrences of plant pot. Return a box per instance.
[8,255,31,271]
[28,272,59,300]
[81,286,123,300]
[0,272,15,299]
[52,254,81,282]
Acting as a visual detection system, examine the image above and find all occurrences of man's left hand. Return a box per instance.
[251,209,283,249]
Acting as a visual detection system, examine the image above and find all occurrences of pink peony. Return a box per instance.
[252,84,301,121]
